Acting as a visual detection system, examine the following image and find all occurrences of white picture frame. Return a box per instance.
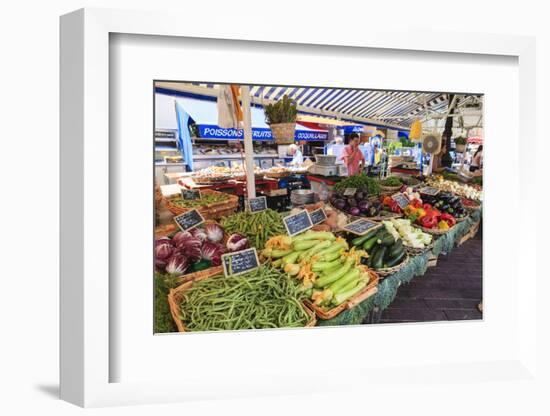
[60,8,539,408]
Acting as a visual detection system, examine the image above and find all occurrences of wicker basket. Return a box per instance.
[265,170,292,179]
[460,197,481,212]
[167,268,317,332]
[400,177,424,187]
[155,185,163,209]
[379,184,403,193]
[305,270,379,320]
[374,252,409,278]
[192,175,232,185]
[233,172,267,181]
[369,212,403,221]
[419,224,455,235]
[155,223,179,239]
[404,242,434,256]
[269,122,296,144]
[344,210,403,223]
[164,188,238,220]
[455,214,469,223]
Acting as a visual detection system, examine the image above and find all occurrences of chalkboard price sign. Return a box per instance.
[309,208,327,225]
[391,193,410,210]
[283,210,313,237]
[343,188,357,196]
[181,188,201,200]
[343,218,381,236]
[173,209,205,232]
[419,186,440,196]
[248,196,267,213]
[221,247,260,277]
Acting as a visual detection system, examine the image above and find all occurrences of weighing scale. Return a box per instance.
[309,163,339,177]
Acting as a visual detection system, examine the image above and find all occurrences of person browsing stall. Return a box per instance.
[288,143,304,166]
[341,133,365,175]
[470,145,483,172]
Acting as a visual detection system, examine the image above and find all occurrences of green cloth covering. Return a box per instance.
[316,207,482,326]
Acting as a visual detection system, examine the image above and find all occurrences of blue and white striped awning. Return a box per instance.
[164,82,475,129]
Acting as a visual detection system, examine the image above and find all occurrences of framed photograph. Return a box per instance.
[60,7,538,408]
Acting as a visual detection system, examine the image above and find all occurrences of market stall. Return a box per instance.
[155,170,483,333]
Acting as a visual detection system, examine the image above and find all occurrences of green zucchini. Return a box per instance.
[372,246,387,270]
[386,240,404,260]
[368,242,381,258]
[377,234,395,247]
[362,235,378,252]
[385,248,405,267]
[351,229,378,247]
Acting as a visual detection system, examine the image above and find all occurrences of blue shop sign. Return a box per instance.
[343,125,364,134]
[198,124,328,141]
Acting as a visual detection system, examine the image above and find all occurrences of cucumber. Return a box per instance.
[362,235,378,252]
[372,246,387,270]
[386,240,404,260]
[385,248,405,267]
[377,234,395,246]
[351,234,371,247]
[351,228,378,246]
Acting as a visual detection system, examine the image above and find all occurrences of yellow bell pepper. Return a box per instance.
[403,205,417,217]
[438,220,450,230]
[416,208,427,219]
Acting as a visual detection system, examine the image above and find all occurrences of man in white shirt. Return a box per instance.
[360,138,374,172]
[327,136,345,164]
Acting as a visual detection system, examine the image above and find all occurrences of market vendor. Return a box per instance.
[431,144,447,173]
[288,143,304,166]
[341,133,365,175]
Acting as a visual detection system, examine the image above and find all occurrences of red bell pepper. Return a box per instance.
[390,201,402,213]
[422,203,433,211]
[419,215,438,229]
[440,213,456,227]
[410,199,423,209]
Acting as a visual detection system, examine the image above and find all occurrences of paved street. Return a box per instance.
[379,229,483,323]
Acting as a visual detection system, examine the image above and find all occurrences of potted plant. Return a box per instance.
[454,136,467,152]
[264,94,298,144]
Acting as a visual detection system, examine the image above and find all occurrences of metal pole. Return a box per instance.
[240,85,256,198]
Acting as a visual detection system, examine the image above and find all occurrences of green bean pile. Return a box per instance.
[179,266,310,332]
[221,209,285,249]
[170,193,229,208]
